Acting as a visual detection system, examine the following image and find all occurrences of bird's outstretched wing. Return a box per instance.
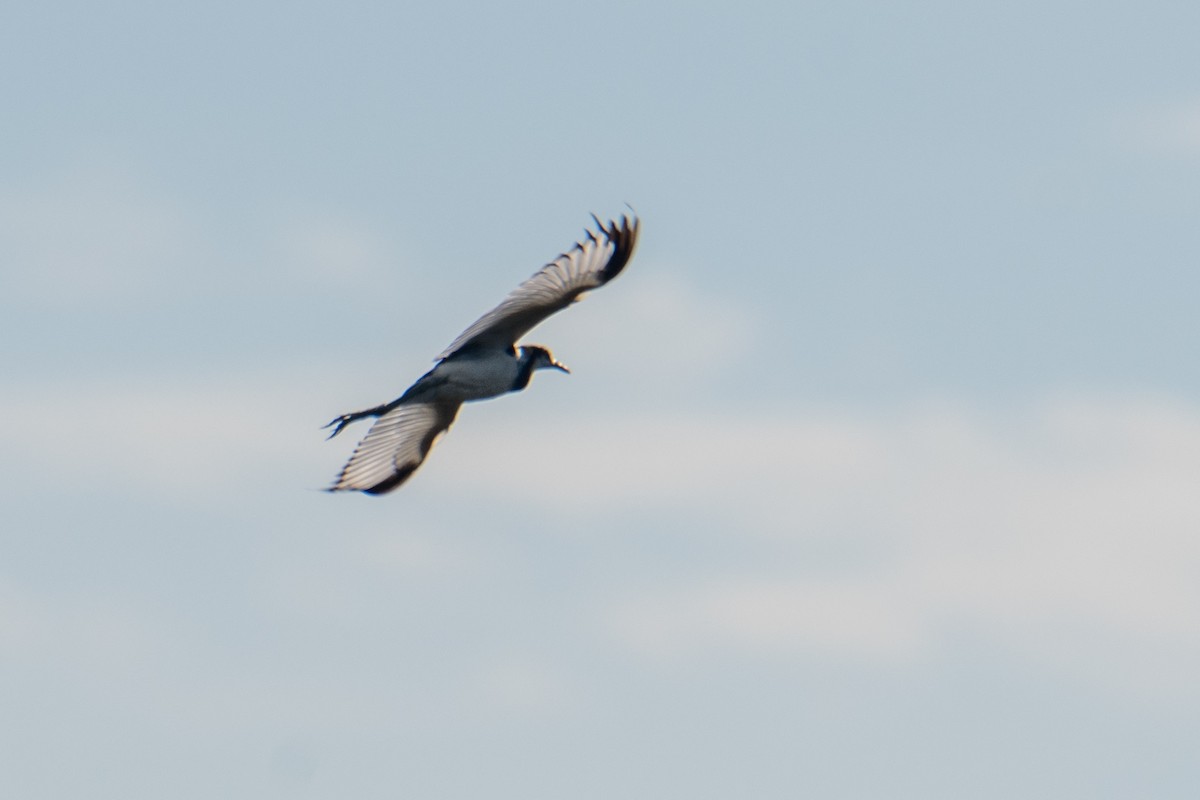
[437,213,639,360]
[328,400,461,494]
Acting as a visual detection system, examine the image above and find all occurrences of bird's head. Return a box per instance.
[521,345,570,375]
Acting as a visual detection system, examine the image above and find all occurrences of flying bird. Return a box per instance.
[324,212,640,494]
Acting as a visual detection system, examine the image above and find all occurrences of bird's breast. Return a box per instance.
[434,351,522,402]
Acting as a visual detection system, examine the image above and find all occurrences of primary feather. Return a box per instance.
[437,214,639,359]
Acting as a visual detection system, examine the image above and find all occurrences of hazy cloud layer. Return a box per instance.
[454,397,1200,700]
[6,370,1196,703]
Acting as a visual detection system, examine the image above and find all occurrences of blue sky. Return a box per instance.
[3,1,1199,797]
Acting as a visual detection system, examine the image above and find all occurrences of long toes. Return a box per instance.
[323,416,350,439]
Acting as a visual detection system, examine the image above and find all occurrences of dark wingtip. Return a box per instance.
[362,464,418,495]
[596,208,639,283]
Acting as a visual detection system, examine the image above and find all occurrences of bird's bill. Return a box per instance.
[552,360,570,374]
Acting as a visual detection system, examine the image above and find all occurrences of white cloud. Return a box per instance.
[1116,99,1200,158]
[443,393,1200,697]
[0,167,409,313]
[0,579,170,671]
[4,361,1198,699]
[469,654,576,715]
[608,577,926,661]
[0,167,204,308]
[270,213,401,286]
[0,366,328,501]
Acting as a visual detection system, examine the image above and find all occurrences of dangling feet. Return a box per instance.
[322,404,389,439]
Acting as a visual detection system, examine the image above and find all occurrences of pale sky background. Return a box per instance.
[3,1,1200,798]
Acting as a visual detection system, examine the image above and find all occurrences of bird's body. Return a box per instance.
[325,213,639,494]
[428,346,535,401]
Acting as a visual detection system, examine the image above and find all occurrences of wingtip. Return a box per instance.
[580,209,637,283]
[588,208,640,245]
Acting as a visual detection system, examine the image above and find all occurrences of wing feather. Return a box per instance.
[437,213,639,360]
[328,400,461,494]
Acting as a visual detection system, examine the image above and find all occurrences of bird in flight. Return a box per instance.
[324,212,640,494]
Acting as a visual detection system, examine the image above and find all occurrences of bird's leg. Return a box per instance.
[323,403,390,439]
